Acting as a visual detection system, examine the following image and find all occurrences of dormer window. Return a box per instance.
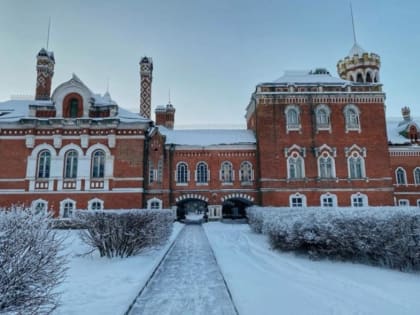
[70,99,79,118]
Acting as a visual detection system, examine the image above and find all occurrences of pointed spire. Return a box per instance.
[46,17,51,50]
[350,2,357,44]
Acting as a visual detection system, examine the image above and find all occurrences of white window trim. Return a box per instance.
[343,104,361,133]
[315,104,331,132]
[59,198,76,218]
[317,152,336,179]
[31,198,48,215]
[287,153,305,180]
[284,104,302,133]
[347,152,366,179]
[395,167,407,186]
[88,198,104,210]
[320,193,337,207]
[351,192,368,207]
[147,197,163,210]
[398,199,410,207]
[289,192,307,208]
[239,161,254,183]
[413,167,420,185]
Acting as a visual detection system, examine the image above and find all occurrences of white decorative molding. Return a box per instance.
[25,135,35,148]
[81,134,89,148]
[53,134,62,148]
[108,134,116,148]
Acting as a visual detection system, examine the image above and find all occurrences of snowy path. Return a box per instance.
[127,224,238,315]
[204,223,420,315]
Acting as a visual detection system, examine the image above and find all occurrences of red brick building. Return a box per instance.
[0,43,419,218]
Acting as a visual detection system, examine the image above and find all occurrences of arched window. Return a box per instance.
[91,150,105,178]
[285,105,301,132]
[196,162,208,184]
[356,73,363,82]
[239,161,253,182]
[344,105,361,131]
[348,153,365,179]
[414,167,420,185]
[220,161,233,183]
[149,160,155,183]
[351,193,368,207]
[64,150,78,179]
[366,72,372,83]
[69,98,79,118]
[318,154,334,178]
[37,150,51,178]
[31,199,48,215]
[315,105,331,130]
[320,193,337,207]
[288,154,304,179]
[176,162,189,183]
[396,167,407,185]
[60,199,76,218]
[88,198,104,210]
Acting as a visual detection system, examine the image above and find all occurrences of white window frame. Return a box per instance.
[289,193,307,208]
[351,193,368,207]
[147,197,162,210]
[59,198,76,218]
[398,199,410,207]
[220,161,234,183]
[176,162,189,184]
[195,161,209,184]
[347,152,365,179]
[239,161,254,183]
[320,193,337,207]
[287,152,305,179]
[414,167,420,185]
[88,198,104,210]
[317,152,336,179]
[31,199,48,215]
[315,104,331,131]
[284,104,301,133]
[395,167,407,185]
[343,104,361,133]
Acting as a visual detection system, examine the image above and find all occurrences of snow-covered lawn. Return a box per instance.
[55,223,184,315]
[204,222,420,315]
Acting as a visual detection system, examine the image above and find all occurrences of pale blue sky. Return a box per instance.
[1,0,418,127]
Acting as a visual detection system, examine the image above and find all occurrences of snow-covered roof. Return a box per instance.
[348,42,366,57]
[387,118,420,145]
[272,70,349,85]
[158,127,256,146]
[92,91,117,107]
[0,99,53,122]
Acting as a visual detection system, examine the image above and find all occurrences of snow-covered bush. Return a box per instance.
[0,207,66,314]
[50,218,87,229]
[249,206,420,271]
[76,209,175,258]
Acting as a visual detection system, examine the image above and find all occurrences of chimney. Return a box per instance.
[155,103,176,129]
[140,56,153,118]
[35,48,55,100]
[402,106,411,121]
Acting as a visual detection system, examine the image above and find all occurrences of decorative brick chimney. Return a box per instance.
[155,103,175,129]
[140,56,153,118]
[35,48,55,100]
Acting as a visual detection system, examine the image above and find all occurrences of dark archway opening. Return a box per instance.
[222,198,252,219]
[176,199,208,221]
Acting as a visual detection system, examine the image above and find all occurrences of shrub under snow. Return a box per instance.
[0,207,66,314]
[76,209,175,258]
[247,206,420,271]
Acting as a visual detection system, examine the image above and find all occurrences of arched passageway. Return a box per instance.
[222,198,252,219]
[176,199,208,221]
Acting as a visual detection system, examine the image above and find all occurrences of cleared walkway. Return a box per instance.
[127,224,238,315]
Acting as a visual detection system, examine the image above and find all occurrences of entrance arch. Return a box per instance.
[222,197,253,219]
[176,197,208,221]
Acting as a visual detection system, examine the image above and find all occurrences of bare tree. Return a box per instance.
[0,207,67,314]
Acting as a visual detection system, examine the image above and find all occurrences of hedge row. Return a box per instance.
[75,209,175,258]
[247,206,420,271]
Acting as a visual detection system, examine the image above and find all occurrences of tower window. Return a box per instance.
[70,99,79,118]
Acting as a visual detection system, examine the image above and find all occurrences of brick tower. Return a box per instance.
[337,43,381,83]
[140,57,153,118]
[35,48,55,100]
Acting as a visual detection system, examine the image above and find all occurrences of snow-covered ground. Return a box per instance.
[204,222,420,315]
[54,223,183,315]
